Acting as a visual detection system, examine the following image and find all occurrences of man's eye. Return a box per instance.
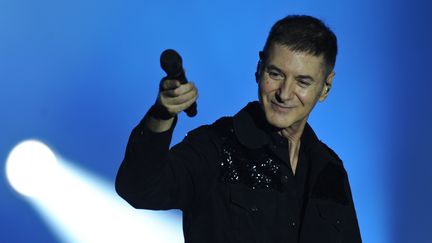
[297,80,311,87]
[268,71,283,79]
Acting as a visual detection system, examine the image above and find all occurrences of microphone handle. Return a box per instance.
[166,71,197,117]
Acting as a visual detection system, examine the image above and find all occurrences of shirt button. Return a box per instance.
[281,175,289,184]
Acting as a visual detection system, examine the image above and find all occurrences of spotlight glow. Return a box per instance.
[5,140,183,243]
[5,139,60,198]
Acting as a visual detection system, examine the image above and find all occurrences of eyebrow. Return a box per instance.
[296,75,316,82]
[266,64,284,74]
[267,64,316,82]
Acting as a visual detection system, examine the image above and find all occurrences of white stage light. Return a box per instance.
[5,139,60,198]
[5,140,183,243]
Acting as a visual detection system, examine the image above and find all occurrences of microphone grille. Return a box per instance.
[160,49,183,75]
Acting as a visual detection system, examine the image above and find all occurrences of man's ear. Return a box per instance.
[319,71,335,102]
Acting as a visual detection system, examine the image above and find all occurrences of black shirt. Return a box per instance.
[116,101,362,243]
[233,102,311,222]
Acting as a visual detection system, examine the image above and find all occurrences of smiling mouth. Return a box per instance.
[270,101,293,112]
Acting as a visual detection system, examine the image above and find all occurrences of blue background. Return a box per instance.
[1,0,431,242]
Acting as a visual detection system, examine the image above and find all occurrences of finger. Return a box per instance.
[163,86,198,105]
[164,94,198,114]
[160,86,197,107]
[162,82,196,98]
[161,79,181,91]
[161,88,180,98]
[174,82,196,95]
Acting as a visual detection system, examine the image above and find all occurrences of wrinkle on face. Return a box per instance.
[258,43,330,132]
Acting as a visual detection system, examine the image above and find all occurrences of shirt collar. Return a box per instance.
[232,101,344,196]
[232,101,320,152]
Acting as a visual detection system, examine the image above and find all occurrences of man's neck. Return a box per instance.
[277,117,308,174]
[277,117,307,144]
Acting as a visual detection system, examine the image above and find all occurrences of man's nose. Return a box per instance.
[276,79,294,102]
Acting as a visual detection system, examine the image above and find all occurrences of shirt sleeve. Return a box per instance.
[342,173,363,242]
[115,111,219,212]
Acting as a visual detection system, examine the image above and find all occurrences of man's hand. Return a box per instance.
[145,79,198,133]
[157,79,198,117]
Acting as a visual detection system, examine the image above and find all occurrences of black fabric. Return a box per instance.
[115,101,362,243]
[148,103,175,120]
[233,102,311,221]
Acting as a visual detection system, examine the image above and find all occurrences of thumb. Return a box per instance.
[160,78,181,91]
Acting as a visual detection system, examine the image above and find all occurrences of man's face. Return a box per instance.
[258,43,334,129]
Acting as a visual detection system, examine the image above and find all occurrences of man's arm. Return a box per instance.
[115,78,216,211]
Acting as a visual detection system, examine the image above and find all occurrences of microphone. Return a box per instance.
[160,49,197,117]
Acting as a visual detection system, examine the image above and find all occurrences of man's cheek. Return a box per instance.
[260,84,275,97]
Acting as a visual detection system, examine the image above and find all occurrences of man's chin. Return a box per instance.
[262,105,296,128]
[265,116,293,129]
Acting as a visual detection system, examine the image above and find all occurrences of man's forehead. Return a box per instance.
[266,44,326,78]
[266,43,324,60]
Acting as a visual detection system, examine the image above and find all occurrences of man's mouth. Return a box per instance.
[270,101,293,112]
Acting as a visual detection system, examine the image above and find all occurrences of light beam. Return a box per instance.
[5,139,183,243]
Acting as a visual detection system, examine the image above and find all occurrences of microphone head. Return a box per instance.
[160,49,183,76]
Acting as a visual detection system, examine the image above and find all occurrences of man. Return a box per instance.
[116,15,362,243]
